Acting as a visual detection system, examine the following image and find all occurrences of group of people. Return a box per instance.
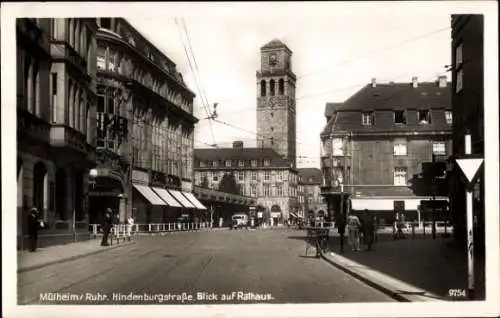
[100,208,135,246]
[336,210,376,252]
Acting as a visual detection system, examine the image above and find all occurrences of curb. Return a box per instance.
[320,251,442,302]
[18,240,137,273]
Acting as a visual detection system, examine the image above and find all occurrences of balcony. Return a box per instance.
[320,156,347,169]
[50,124,92,155]
[50,41,89,80]
[17,108,51,145]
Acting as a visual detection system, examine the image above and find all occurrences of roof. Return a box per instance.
[324,103,342,118]
[261,39,290,51]
[298,168,323,185]
[194,147,293,168]
[321,81,452,136]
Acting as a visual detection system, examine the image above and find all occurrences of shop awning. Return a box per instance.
[289,212,298,218]
[182,192,207,210]
[133,184,166,206]
[151,187,182,208]
[167,190,196,208]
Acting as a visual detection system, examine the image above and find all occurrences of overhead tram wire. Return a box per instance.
[175,17,216,146]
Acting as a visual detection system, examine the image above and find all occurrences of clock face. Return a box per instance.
[269,53,278,65]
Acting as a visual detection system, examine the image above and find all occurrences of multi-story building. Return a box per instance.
[17,18,99,248]
[450,15,484,251]
[256,39,297,168]
[193,141,298,225]
[320,77,453,225]
[298,168,327,218]
[297,175,305,219]
[89,18,203,225]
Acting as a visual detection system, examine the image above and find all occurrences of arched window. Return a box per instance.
[27,58,34,112]
[278,78,285,95]
[34,62,40,116]
[260,80,266,97]
[68,81,73,126]
[270,79,275,96]
[79,96,85,133]
[74,87,80,130]
[74,20,80,53]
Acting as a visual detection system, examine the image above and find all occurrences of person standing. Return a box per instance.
[337,214,346,253]
[347,214,361,251]
[101,208,113,247]
[27,207,43,252]
[127,215,135,239]
[361,209,375,251]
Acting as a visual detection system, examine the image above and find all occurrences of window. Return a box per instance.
[213,174,218,182]
[394,110,407,124]
[250,185,257,197]
[238,172,244,181]
[263,184,270,196]
[213,160,219,168]
[199,161,206,168]
[418,110,431,124]
[362,112,374,126]
[108,51,116,72]
[277,171,282,181]
[276,185,283,196]
[264,159,270,167]
[278,79,285,95]
[270,79,275,96]
[445,111,453,125]
[225,160,232,167]
[394,167,407,186]
[100,18,111,29]
[332,138,344,156]
[433,142,446,155]
[97,48,106,70]
[251,160,258,167]
[238,160,244,167]
[260,80,266,97]
[264,171,270,181]
[393,142,407,156]
[456,69,463,93]
[251,172,257,181]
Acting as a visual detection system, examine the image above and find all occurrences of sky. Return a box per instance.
[126,2,456,168]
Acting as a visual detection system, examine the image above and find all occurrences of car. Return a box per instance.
[231,213,248,230]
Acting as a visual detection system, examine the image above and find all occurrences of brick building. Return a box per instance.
[256,39,297,168]
[298,168,327,218]
[450,15,484,250]
[194,141,298,225]
[90,18,204,226]
[320,77,453,225]
[17,18,99,248]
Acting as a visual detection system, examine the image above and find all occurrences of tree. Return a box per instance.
[218,172,240,195]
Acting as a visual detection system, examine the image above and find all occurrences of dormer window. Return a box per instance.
[264,159,270,167]
[238,160,245,167]
[362,111,374,126]
[200,161,206,168]
[212,160,219,168]
[445,110,453,125]
[225,160,232,167]
[418,110,431,124]
[394,110,407,124]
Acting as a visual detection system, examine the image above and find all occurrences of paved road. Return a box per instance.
[18,229,394,305]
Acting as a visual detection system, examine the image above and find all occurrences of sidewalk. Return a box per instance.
[321,233,485,302]
[18,237,136,273]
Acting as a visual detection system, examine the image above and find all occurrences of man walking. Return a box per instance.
[101,208,113,247]
[27,207,43,252]
[347,214,361,251]
[337,214,346,253]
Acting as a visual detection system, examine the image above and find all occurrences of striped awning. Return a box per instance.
[133,184,166,206]
[168,190,196,208]
[151,187,182,208]
[183,192,207,210]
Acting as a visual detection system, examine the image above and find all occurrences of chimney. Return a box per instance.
[438,75,447,88]
[233,141,244,149]
[371,78,376,88]
[412,76,418,88]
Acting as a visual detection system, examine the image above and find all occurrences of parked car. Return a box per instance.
[231,213,248,230]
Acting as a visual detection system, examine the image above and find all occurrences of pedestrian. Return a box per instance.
[361,209,375,251]
[337,214,346,253]
[127,215,135,239]
[27,207,44,252]
[347,214,361,251]
[101,208,113,247]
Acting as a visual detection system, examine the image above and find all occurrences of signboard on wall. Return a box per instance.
[181,181,192,192]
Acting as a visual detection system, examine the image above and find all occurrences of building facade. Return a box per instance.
[450,15,484,251]
[17,18,99,248]
[256,39,297,168]
[194,142,299,225]
[298,168,328,218]
[89,18,200,225]
[320,77,453,225]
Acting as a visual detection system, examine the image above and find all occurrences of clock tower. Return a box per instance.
[256,39,297,167]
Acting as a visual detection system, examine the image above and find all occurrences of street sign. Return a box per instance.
[456,158,484,187]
